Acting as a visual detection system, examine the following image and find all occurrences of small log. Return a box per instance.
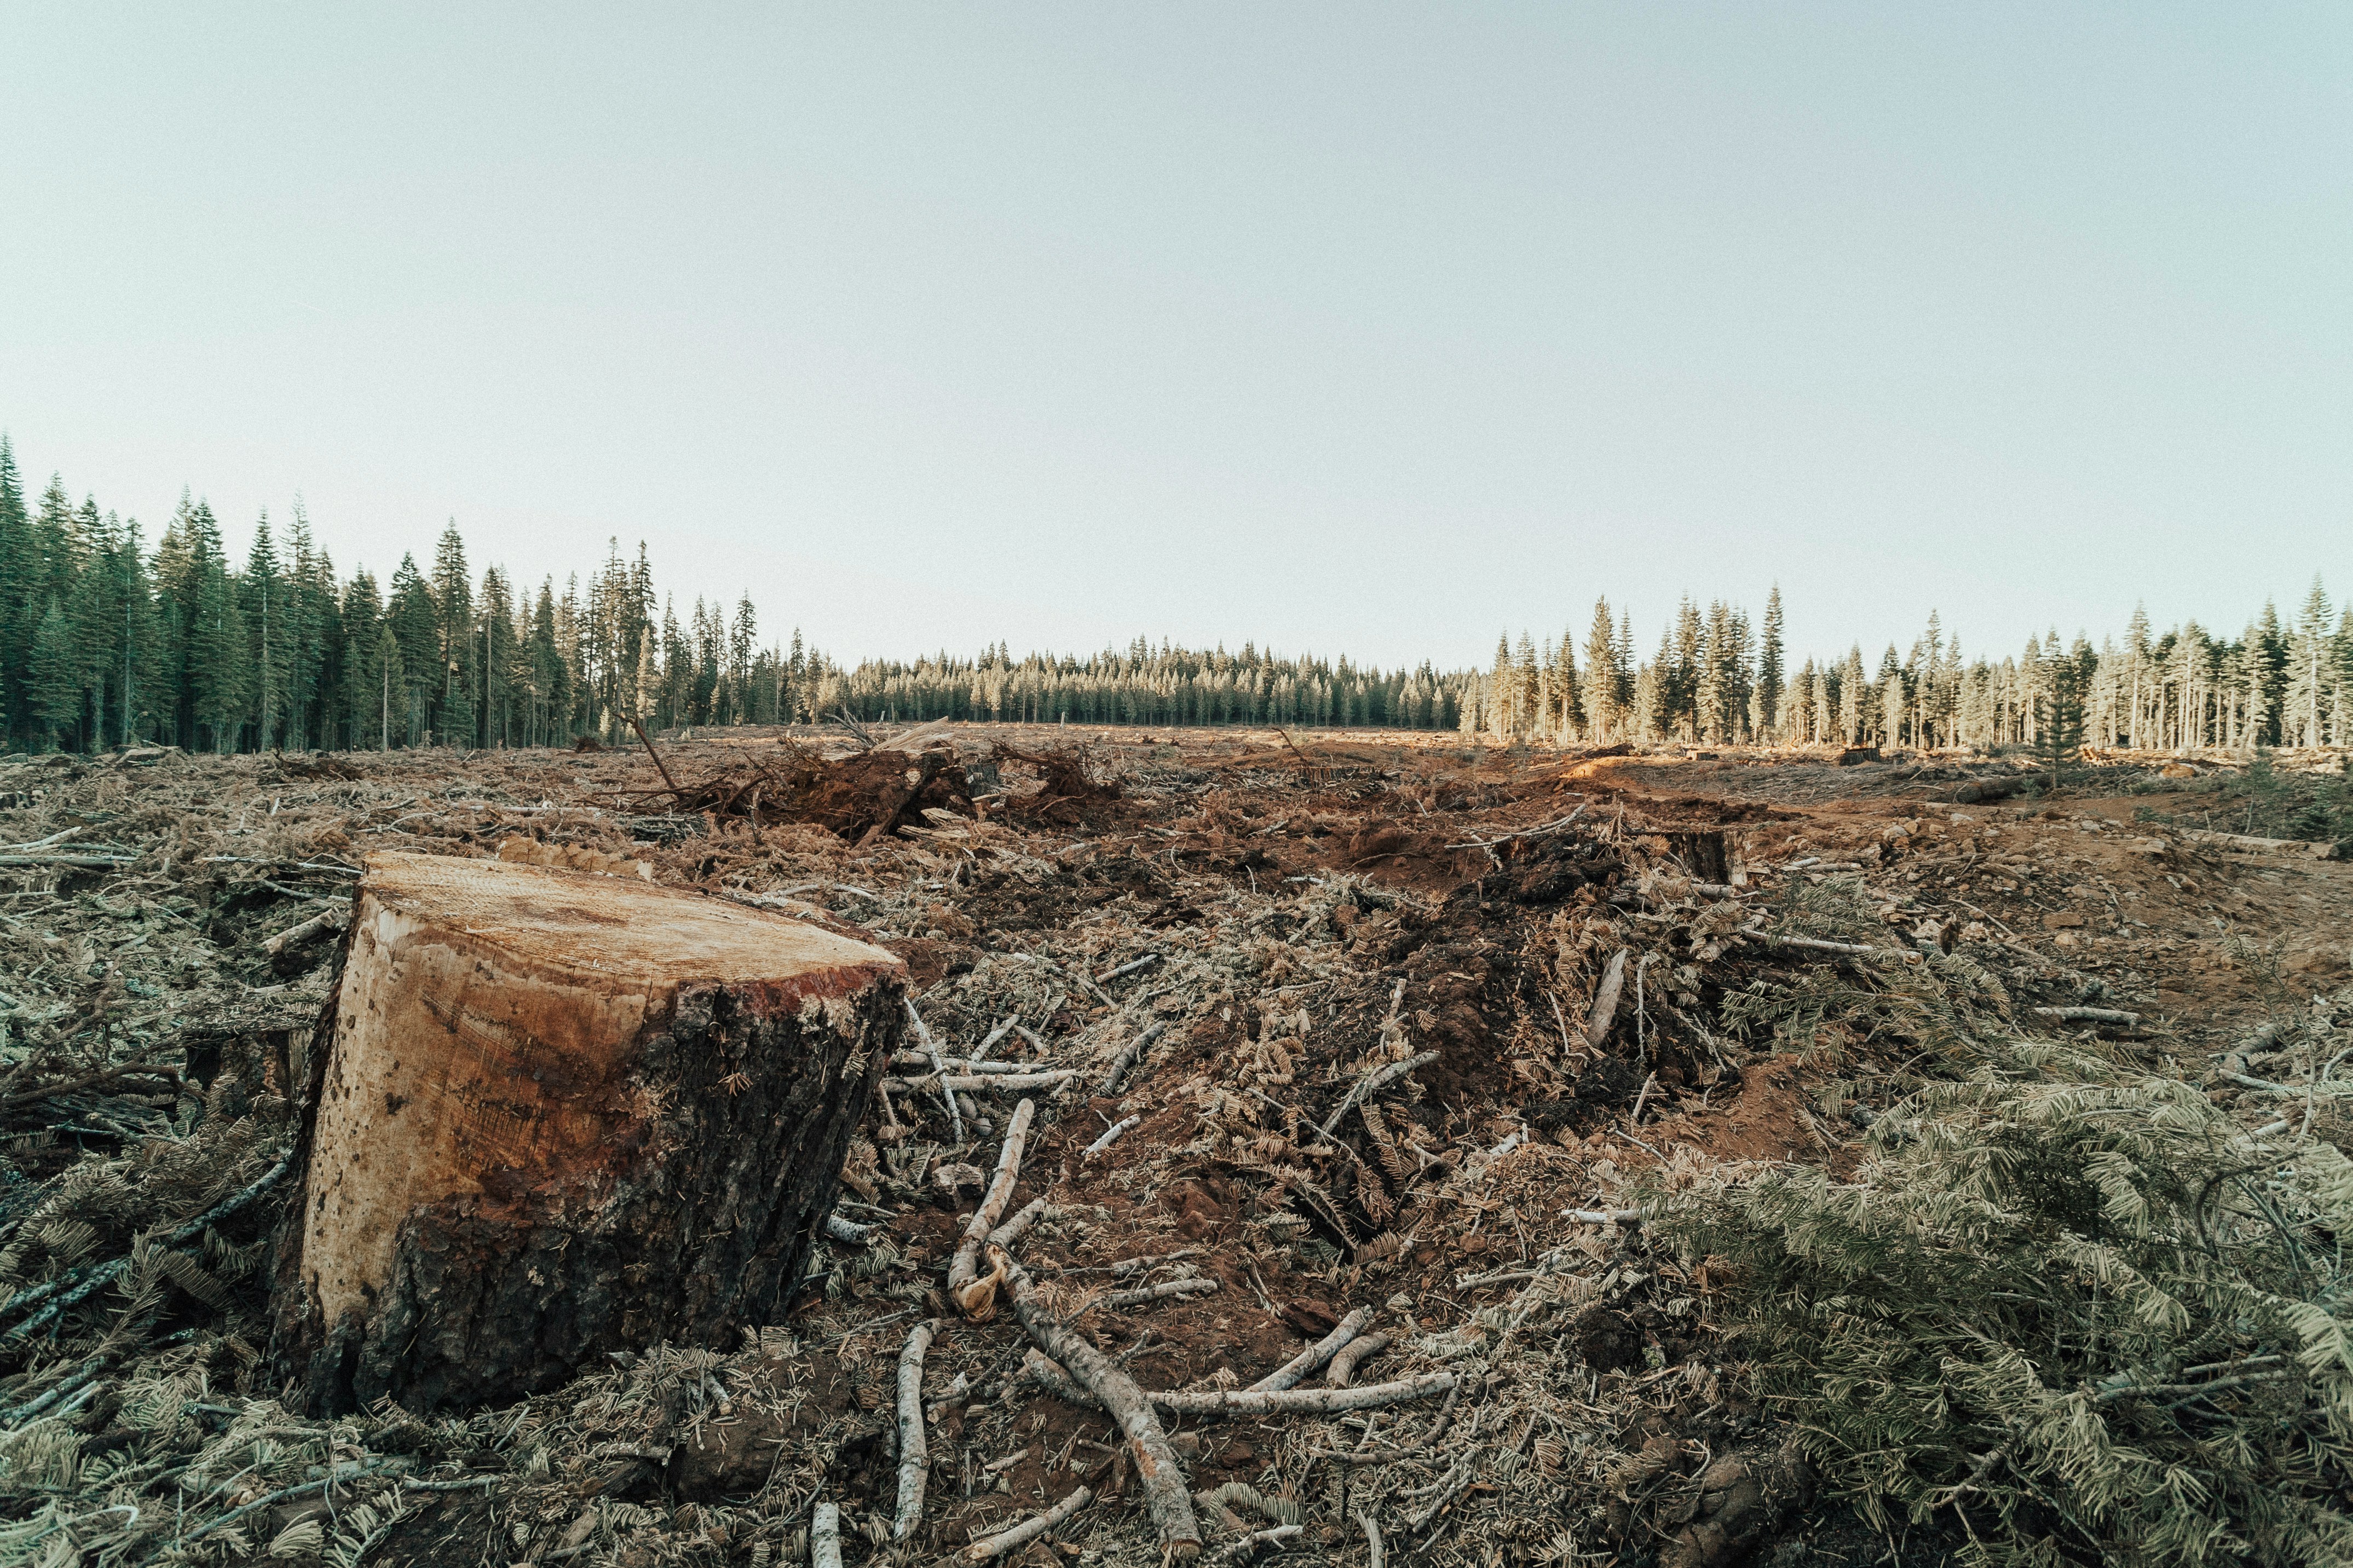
[894,1320,935,1540]
[269,850,902,1413]
[811,1501,843,1568]
[1005,1256,1201,1559]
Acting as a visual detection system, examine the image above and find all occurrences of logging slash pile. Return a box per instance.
[0,730,2348,1568]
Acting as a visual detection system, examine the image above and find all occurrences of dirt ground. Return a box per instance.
[0,727,2346,1567]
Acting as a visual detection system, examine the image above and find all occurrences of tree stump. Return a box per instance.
[269,850,903,1414]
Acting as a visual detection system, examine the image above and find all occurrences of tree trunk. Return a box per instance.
[269,849,902,1414]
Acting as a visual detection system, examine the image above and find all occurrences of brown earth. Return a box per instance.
[0,727,2345,1567]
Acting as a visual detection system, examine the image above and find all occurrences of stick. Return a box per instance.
[1205,1525,1302,1564]
[1084,1115,1140,1156]
[1561,1207,1644,1226]
[949,1100,1035,1312]
[823,1213,874,1245]
[2033,1005,2141,1026]
[1100,1277,1219,1310]
[1584,950,1628,1049]
[960,1486,1093,1562]
[1627,1072,1656,1126]
[988,1196,1049,1251]
[1317,1055,1439,1141]
[1754,932,1922,964]
[1248,1307,1370,1392]
[1099,1021,1169,1097]
[627,711,682,795]
[906,999,963,1143]
[1356,1508,1386,1568]
[1005,1257,1202,1559]
[263,903,348,956]
[971,1016,1019,1064]
[1152,1372,1456,1419]
[1097,953,1162,984]
[1326,1332,1392,1388]
[889,1071,1077,1094]
[811,1500,843,1568]
[893,1320,935,1540]
[889,1054,1053,1074]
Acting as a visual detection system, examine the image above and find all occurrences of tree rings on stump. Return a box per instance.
[270,849,903,1414]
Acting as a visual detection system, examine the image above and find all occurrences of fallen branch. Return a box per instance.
[1154,1372,1456,1419]
[1754,931,1923,964]
[1356,1508,1387,1568]
[1327,1332,1393,1388]
[1249,1307,1370,1392]
[1101,1277,1219,1310]
[950,1099,1036,1316]
[988,1196,1049,1252]
[907,999,963,1143]
[1097,953,1162,984]
[887,1069,1078,1095]
[1204,1525,1303,1565]
[893,1320,935,1541]
[263,903,348,956]
[1084,1115,1140,1156]
[1317,1054,1439,1141]
[2033,1005,2142,1027]
[1099,1021,1169,1097]
[961,1486,1093,1562]
[1005,1257,1202,1559]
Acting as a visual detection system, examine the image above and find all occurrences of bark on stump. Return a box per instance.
[270,849,903,1414]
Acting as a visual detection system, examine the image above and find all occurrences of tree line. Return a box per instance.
[1457,581,2352,753]
[1,437,2344,756]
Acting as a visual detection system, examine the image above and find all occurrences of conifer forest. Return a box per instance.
[4,436,2349,762]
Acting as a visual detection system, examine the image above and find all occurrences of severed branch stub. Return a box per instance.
[949,1099,1035,1318]
[960,1485,1093,1563]
[1249,1306,1369,1392]
[1004,1254,1202,1560]
[893,1320,935,1541]
[1585,948,1629,1049]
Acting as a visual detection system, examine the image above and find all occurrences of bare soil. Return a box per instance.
[0,728,2344,1567]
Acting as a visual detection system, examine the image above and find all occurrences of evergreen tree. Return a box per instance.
[1758,584,1786,740]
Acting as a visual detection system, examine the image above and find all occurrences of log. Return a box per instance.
[268,849,903,1414]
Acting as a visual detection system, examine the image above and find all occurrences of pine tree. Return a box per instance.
[1758,585,1786,741]
[1582,598,1618,742]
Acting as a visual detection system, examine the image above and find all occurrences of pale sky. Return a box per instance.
[4,5,2348,670]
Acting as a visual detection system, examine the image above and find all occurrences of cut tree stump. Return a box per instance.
[269,849,903,1414]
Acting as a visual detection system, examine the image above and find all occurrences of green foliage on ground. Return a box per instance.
[1652,1033,2353,1567]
